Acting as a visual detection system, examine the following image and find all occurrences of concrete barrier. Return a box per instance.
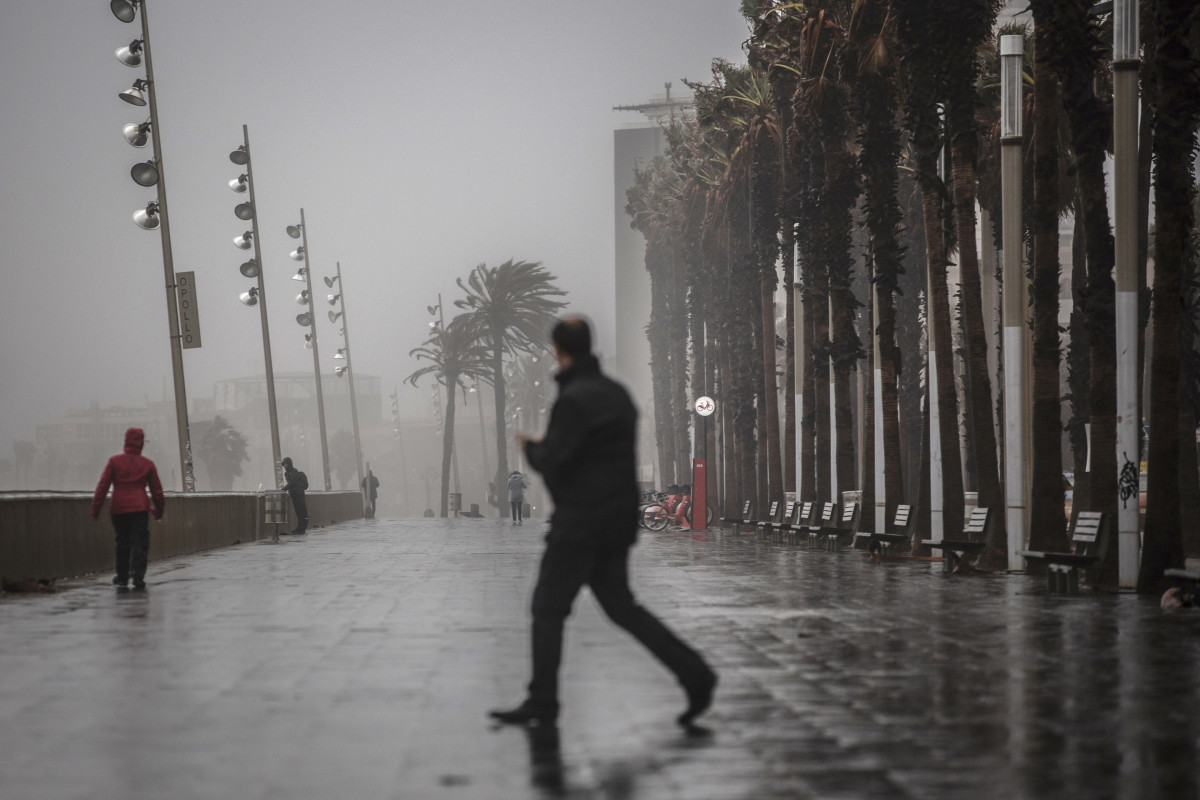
[0,491,363,585]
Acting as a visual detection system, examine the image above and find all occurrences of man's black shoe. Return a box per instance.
[112,576,128,587]
[677,671,717,727]
[489,702,557,726]
[132,580,146,591]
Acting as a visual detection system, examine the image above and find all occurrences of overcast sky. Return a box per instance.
[0,1,748,456]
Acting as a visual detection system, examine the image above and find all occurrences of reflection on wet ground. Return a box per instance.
[1,516,1198,799]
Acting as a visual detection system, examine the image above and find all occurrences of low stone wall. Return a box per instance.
[0,491,363,585]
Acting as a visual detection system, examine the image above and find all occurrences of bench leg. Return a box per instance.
[1064,568,1079,596]
[826,533,839,552]
[944,551,958,574]
[808,532,819,550]
[1046,567,1060,594]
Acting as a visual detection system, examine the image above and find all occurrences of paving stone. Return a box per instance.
[2,516,1200,799]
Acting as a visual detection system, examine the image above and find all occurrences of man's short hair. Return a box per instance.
[551,317,592,359]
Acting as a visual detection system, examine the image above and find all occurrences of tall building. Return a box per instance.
[612,85,693,486]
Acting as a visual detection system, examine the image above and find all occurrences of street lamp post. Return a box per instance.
[230,126,282,488]
[327,264,365,506]
[111,0,194,490]
[1112,0,1140,589]
[1000,34,1027,570]
[288,210,332,491]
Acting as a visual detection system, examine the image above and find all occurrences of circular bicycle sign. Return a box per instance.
[694,396,716,417]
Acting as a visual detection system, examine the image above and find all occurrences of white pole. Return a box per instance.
[794,276,804,496]
[1001,35,1027,570]
[1113,0,1141,590]
[829,294,838,500]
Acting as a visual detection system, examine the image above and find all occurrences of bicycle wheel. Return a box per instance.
[643,504,670,531]
[685,504,715,527]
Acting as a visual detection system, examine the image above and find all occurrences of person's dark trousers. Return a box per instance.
[111,511,150,585]
[512,501,523,522]
[526,539,712,715]
[289,491,308,532]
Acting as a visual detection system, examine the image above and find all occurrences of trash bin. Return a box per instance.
[264,491,289,525]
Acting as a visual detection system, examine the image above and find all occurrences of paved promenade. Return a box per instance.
[1,515,1198,800]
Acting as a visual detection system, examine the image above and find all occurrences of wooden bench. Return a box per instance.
[832,502,860,550]
[922,507,992,573]
[805,502,840,550]
[752,501,782,537]
[867,504,915,556]
[758,500,795,542]
[1019,511,1113,594]
[784,501,815,545]
[719,500,753,528]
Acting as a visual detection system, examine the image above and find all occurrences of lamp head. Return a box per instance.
[238,287,259,306]
[115,39,143,67]
[110,0,138,23]
[335,365,348,377]
[118,79,148,107]
[334,348,346,359]
[303,333,313,349]
[228,175,248,193]
[122,121,150,148]
[132,201,159,230]
[296,290,310,305]
[323,275,338,289]
[297,313,313,327]
[286,224,302,239]
[329,310,343,323]
[327,293,340,306]
[229,145,249,166]
[130,160,159,187]
[234,202,254,221]
[289,247,305,262]
[292,267,307,282]
[239,259,260,278]
[233,231,253,250]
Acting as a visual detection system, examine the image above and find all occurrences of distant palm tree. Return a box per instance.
[407,315,492,517]
[454,260,567,499]
[195,415,249,491]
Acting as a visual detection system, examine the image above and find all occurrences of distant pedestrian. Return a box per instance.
[507,470,528,524]
[281,457,308,534]
[490,317,717,729]
[90,427,164,591]
[363,463,380,518]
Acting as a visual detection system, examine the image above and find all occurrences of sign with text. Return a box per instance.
[177,271,202,349]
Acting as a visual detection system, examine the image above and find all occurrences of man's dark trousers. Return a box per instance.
[289,491,308,533]
[527,539,711,714]
[111,511,150,584]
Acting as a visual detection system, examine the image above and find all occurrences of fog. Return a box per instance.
[0,1,746,495]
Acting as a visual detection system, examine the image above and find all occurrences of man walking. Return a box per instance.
[91,427,164,590]
[362,463,380,518]
[490,317,716,728]
[281,457,308,534]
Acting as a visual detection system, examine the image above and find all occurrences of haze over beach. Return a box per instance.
[0,1,747,478]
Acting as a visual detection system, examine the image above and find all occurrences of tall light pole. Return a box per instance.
[288,211,332,491]
[326,264,365,505]
[229,126,282,488]
[111,0,194,490]
[1000,34,1027,570]
[1112,0,1140,589]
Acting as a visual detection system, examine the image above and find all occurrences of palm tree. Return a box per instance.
[1137,0,1198,593]
[406,316,492,517]
[195,415,249,491]
[454,260,567,500]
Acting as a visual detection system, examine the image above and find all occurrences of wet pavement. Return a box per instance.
[1,516,1199,800]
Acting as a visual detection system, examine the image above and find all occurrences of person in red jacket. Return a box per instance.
[91,427,165,590]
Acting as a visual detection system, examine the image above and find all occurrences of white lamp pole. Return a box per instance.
[291,210,332,491]
[1113,0,1141,589]
[1001,34,1027,570]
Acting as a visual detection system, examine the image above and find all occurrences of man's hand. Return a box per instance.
[517,432,541,450]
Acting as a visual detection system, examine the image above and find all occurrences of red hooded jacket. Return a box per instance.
[91,428,165,518]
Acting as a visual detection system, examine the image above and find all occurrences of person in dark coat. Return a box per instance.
[507,470,528,524]
[362,463,380,518]
[281,457,308,534]
[490,317,716,728]
[91,427,165,590]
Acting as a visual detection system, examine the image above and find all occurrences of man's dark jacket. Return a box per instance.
[524,354,639,549]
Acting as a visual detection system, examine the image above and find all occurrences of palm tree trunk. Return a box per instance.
[1026,23,1068,555]
[441,378,459,518]
[1137,1,1195,591]
[801,287,817,500]
[812,281,832,501]
[920,182,966,539]
[490,327,508,501]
